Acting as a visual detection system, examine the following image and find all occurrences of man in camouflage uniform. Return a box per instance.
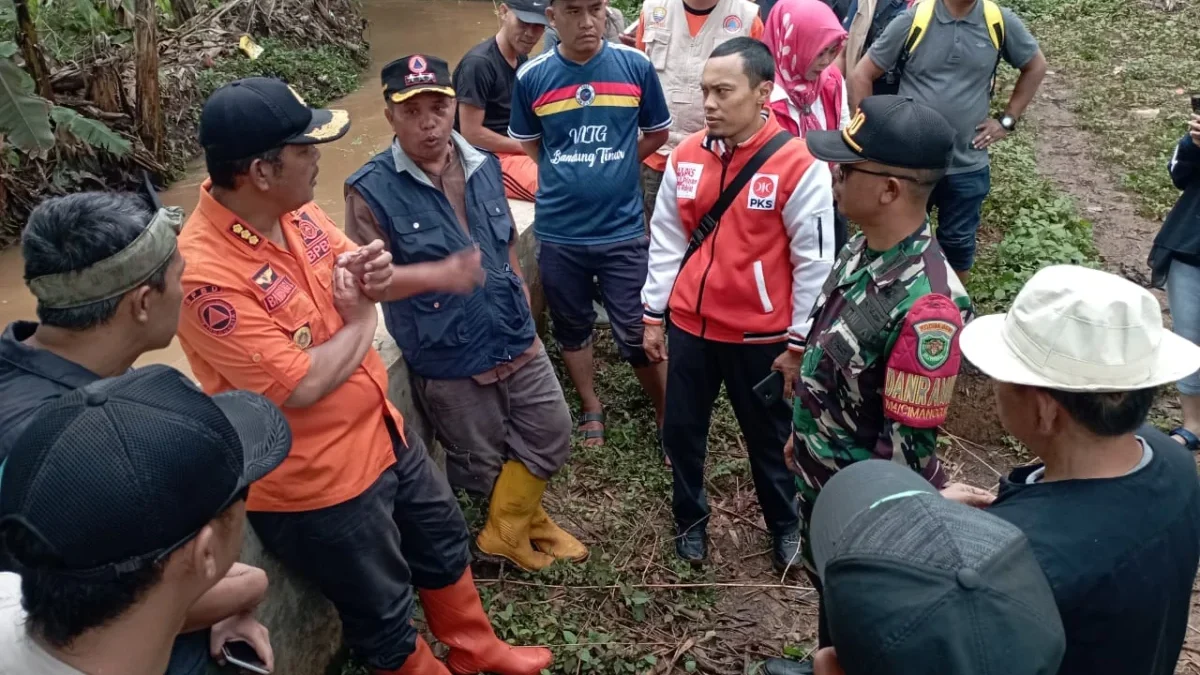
[761,96,974,675]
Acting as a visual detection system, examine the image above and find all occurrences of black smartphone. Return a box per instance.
[222,641,270,675]
[753,370,785,407]
[1192,93,1200,115]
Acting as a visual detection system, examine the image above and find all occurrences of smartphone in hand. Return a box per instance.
[222,641,271,675]
[1191,93,1200,115]
[753,370,786,407]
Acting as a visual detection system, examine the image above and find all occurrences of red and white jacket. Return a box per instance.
[641,112,835,350]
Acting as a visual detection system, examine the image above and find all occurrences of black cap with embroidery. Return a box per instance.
[382,54,456,105]
[0,365,291,580]
[806,95,955,170]
[199,77,351,162]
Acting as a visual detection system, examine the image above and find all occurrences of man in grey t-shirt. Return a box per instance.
[846,0,1046,282]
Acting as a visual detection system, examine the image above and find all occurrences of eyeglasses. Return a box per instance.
[835,164,938,185]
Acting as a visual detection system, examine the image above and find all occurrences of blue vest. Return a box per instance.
[346,146,536,380]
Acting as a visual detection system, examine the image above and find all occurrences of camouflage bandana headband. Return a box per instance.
[27,207,185,310]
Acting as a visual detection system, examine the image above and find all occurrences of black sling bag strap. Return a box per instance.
[679,131,794,272]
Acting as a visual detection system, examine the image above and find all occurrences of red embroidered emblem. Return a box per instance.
[198,299,237,337]
[882,294,964,428]
[297,212,331,264]
[184,285,221,307]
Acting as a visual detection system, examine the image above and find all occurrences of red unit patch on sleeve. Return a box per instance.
[883,293,964,428]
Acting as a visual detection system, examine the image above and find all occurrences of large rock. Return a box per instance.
[217,202,541,675]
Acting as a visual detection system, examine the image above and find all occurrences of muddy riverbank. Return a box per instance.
[0,0,502,374]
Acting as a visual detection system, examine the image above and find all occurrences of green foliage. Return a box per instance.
[970,130,1097,314]
[0,51,54,156]
[608,0,640,20]
[0,40,130,158]
[0,0,132,63]
[49,104,132,154]
[196,39,365,108]
[1009,0,1199,218]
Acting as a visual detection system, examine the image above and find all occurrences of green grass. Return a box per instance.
[1006,0,1199,219]
[969,109,1098,314]
[337,337,812,674]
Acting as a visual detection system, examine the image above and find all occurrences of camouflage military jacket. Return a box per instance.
[792,224,973,513]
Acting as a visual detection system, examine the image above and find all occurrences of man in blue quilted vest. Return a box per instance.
[344,54,586,573]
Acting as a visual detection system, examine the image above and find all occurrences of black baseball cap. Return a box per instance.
[806,95,955,170]
[382,55,455,105]
[504,0,549,24]
[199,77,351,163]
[0,365,292,580]
[810,461,1065,674]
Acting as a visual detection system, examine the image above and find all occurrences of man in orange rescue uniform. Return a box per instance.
[175,77,552,675]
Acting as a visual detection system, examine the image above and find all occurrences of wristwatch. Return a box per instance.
[997,114,1017,132]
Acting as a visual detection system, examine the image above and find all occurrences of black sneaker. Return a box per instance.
[675,528,707,564]
[772,529,803,573]
[761,658,814,675]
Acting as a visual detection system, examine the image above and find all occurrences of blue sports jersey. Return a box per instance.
[509,41,671,246]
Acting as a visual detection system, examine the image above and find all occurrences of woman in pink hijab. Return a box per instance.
[762,0,850,138]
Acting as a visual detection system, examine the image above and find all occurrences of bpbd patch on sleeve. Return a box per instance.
[883,293,963,428]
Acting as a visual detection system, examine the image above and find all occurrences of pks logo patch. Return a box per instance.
[408,55,427,73]
[676,162,703,200]
[722,15,743,33]
[198,299,237,337]
[651,5,667,23]
[747,174,778,210]
[575,84,596,107]
[913,319,958,371]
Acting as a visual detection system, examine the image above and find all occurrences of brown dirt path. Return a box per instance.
[1025,70,1200,675]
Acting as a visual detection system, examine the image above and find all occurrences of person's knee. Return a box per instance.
[554,323,594,352]
[548,298,597,352]
[938,237,977,271]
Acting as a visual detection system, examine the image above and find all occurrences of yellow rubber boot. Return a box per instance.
[530,506,589,562]
[476,461,555,572]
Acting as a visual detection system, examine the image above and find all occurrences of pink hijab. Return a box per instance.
[762,0,847,136]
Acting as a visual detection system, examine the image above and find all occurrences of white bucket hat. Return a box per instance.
[959,265,1200,392]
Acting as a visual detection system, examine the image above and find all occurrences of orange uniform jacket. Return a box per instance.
[176,182,402,513]
[641,112,836,350]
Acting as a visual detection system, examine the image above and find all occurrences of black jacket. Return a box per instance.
[1149,136,1200,287]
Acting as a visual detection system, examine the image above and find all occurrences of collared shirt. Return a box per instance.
[176,182,402,513]
[792,224,972,537]
[0,321,101,463]
[866,0,1040,174]
[345,135,541,384]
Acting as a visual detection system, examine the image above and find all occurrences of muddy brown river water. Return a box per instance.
[0,0,501,375]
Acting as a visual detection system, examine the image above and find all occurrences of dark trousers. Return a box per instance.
[248,430,471,671]
[662,325,799,536]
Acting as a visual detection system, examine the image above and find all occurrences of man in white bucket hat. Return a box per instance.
[959,264,1200,675]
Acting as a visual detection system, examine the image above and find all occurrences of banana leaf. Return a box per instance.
[0,55,54,158]
[49,105,132,156]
